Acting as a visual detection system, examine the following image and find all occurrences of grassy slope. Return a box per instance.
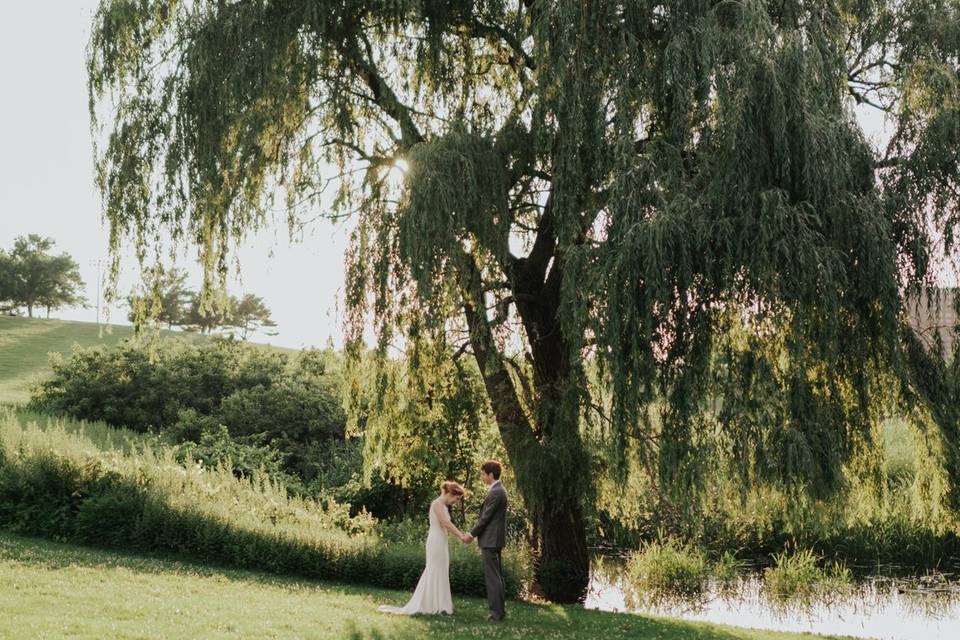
[0,533,850,640]
[0,316,289,404]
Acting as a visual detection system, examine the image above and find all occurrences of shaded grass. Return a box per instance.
[0,532,855,640]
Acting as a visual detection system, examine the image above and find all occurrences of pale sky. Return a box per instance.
[0,3,894,350]
[0,2,351,349]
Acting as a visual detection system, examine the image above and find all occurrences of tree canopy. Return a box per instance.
[0,235,86,318]
[128,267,277,337]
[88,0,960,602]
[127,266,193,329]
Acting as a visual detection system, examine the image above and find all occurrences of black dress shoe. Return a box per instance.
[487,615,504,622]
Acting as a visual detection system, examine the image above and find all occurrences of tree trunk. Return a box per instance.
[457,249,591,603]
[520,389,591,602]
[536,493,591,603]
[26,303,33,318]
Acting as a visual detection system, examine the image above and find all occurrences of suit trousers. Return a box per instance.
[481,547,506,620]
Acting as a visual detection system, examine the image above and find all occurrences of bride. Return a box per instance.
[378,481,468,615]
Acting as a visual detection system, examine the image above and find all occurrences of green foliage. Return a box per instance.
[127,266,194,330]
[28,338,346,479]
[591,415,960,568]
[128,266,277,337]
[624,538,714,602]
[174,423,290,482]
[881,418,919,486]
[352,339,489,492]
[0,252,16,314]
[231,293,277,338]
[0,235,85,318]
[0,407,528,598]
[620,540,742,606]
[763,549,852,606]
[181,290,277,337]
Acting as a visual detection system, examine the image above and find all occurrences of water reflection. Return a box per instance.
[584,559,960,640]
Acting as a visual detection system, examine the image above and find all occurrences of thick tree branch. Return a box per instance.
[465,19,536,71]
[456,249,539,456]
[337,34,425,151]
[516,191,556,288]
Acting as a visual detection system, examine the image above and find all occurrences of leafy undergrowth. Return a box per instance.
[0,407,526,597]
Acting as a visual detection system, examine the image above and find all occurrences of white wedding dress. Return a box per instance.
[378,498,454,615]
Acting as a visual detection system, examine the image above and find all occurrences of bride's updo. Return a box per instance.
[441,481,465,496]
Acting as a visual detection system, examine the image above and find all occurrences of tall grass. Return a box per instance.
[763,548,852,606]
[0,407,528,596]
[621,538,745,606]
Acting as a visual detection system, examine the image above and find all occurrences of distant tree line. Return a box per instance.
[0,235,85,318]
[127,267,276,338]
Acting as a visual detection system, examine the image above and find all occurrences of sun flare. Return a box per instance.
[383,157,409,191]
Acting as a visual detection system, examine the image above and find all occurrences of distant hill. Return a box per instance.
[0,316,290,404]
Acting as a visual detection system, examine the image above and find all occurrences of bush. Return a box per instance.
[29,346,177,432]
[216,376,345,477]
[174,424,290,481]
[29,339,347,481]
[0,450,90,539]
[73,481,147,546]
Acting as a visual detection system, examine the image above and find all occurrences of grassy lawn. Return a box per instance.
[0,316,151,404]
[0,533,852,640]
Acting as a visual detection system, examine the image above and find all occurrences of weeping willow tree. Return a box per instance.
[88,0,960,601]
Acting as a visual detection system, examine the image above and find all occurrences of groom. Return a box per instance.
[462,460,508,622]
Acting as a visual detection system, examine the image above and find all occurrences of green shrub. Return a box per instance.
[29,339,347,481]
[304,438,363,490]
[73,481,147,546]
[175,424,289,481]
[622,537,747,606]
[217,377,345,474]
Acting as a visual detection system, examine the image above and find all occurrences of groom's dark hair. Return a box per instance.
[480,460,502,480]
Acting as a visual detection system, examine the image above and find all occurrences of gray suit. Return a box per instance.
[471,481,508,620]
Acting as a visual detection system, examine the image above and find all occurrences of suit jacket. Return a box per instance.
[471,481,508,549]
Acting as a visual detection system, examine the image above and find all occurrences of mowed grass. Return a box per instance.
[0,533,852,640]
[0,316,150,404]
[0,316,291,404]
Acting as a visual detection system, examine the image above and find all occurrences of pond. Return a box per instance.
[584,558,960,639]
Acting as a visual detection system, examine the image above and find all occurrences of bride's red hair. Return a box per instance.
[441,481,465,496]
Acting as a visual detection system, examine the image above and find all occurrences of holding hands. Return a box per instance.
[460,533,474,544]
